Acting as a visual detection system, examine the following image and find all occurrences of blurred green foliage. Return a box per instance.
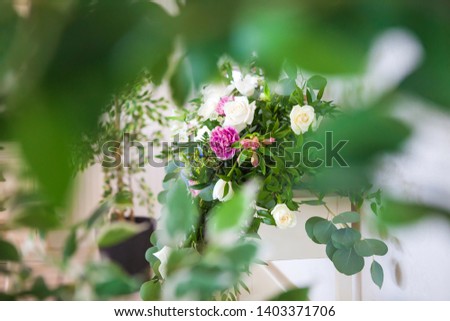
[1,0,449,214]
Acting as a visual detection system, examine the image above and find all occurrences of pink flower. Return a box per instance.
[262,137,276,145]
[210,126,240,160]
[188,180,200,197]
[241,137,260,150]
[216,96,234,116]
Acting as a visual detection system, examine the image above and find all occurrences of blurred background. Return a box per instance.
[0,0,449,300]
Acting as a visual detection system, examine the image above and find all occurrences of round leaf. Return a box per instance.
[326,241,337,260]
[0,239,20,262]
[140,281,161,301]
[332,248,364,276]
[332,211,360,224]
[331,228,361,249]
[305,216,326,244]
[354,239,388,257]
[97,222,142,248]
[313,220,337,244]
[371,260,384,289]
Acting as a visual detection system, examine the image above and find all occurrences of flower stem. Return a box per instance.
[227,161,238,178]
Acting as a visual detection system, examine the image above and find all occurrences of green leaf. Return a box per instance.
[140,280,161,301]
[312,219,337,244]
[160,179,197,246]
[170,58,192,106]
[86,200,111,228]
[14,204,62,231]
[370,260,384,289]
[301,199,325,206]
[0,239,20,262]
[86,262,139,299]
[332,247,364,276]
[97,222,142,248]
[354,239,388,257]
[307,75,327,99]
[198,184,214,202]
[325,241,337,261]
[63,228,78,262]
[332,211,360,224]
[208,188,250,238]
[257,210,276,226]
[270,288,309,301]
[305,216,326,243]
[331,228,361,249]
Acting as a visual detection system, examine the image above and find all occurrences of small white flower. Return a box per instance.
[198,84,233,120]
[290,105,316,135]
[232,71,259,97]
[223,96,256,132]
[212,179,234,202]
[195,126,211,141]
[153,246,172,279]
[271,204,297,229]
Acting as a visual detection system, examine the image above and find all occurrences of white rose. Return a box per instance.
[271,204,297,229]
[232,72,259,97]
[223,96,256,132]
[212,179,234,202]
[153,246,171,279]
[290,105,316,135]
[198,84,233,120]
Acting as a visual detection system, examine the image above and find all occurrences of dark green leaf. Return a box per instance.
[313,220,337,244]
[370,260,384,289]
[332,211,360,224]
[332,248,364,276]
[326,241,337,261]
[170,58,192,106]
[0,239,20,262]
[270,288,309,301]
[331,228,361,249]
[354,239,388,257]
[305,216,326,244]
[63,228,77,262]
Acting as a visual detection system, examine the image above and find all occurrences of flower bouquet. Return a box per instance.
[146,59,387,299]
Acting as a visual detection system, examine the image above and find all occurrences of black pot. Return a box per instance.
[99,217,156,277]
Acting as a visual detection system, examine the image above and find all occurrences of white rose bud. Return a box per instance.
[223,96,256,132]
[290,105,316,135]
[212,179,234,202]
[271,204,297,229]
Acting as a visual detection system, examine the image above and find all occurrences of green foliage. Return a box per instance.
[97,222,142,248]
[354,239,388,257]
[63,228,78,262]
[370,260,384,289]
[332,211,360,224]
[332,248,364,276]
[0,239,20,262]
[312,220,337,244]
[85,262,140,299]
[270,288,309,301]
[331,228,361,249]
[159,179,198,246]
[140,280,161,301]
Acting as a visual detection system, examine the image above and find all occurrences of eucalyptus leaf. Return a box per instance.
[371,260,384,289]
[305,216,326,244]
[354,239,388,257]
[313,220,337,244]
[331,228,361,249]
[332,211,360,224]
[332,248,364,276]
